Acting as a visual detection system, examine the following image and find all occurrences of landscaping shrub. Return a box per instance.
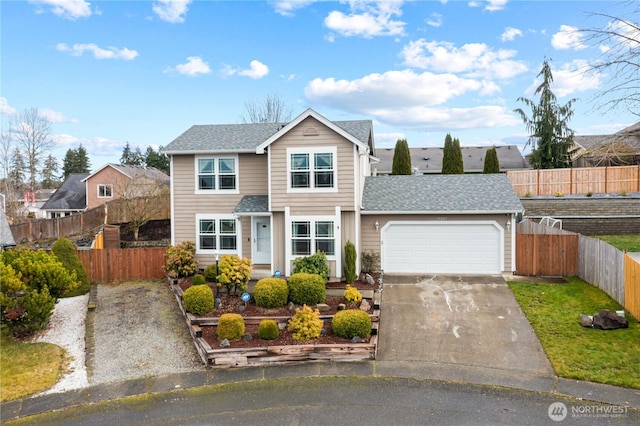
[51,237,90,297]
[288,305,323,341]
[253,278,288,309]
[164,241,199,278]
[360,250,380,274]
[344,285,363,304]
[217,255,252,295]
[1,249,78,298]
[332,309,371,339]
[288,273,326,306]
[344,241,357,284]
[292,251,330,282]
[191,274,206,286]
[217,313,245,340]
[203,263,217,282]
[258,319,280,340]
[182,284,214,315]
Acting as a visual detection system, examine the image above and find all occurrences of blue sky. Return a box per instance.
[1,0,637,173]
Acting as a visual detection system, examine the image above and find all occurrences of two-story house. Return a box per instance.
[163,109,523,278]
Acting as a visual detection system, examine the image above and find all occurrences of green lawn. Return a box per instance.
[508,277,640,389]
[592,234,640,252]
[0,334,68,401]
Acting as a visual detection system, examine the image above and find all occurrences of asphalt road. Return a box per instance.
[6,377,638,426]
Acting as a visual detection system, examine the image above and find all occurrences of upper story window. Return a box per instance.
[196,156,237,193]
[287,147,337,192]
[98,184,113,198]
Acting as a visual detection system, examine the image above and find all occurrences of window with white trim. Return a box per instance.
[291,220,335,256]
[288,147,336,191]
[196,157,237,191]
[98,184,113,198]
[197,217,238,252]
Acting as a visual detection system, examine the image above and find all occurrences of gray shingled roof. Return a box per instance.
[110,164,170,182]
[41,173,89,211]
[574,121,640,151]
[374,146,528,175]
[234,195,269,213]
[362,174,523,213]
[0,209,16,248]
[163,120,372,154]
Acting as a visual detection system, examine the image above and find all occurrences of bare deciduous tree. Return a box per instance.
[240,93,293,124]
[10,108,55,191]
[579,2,640,116]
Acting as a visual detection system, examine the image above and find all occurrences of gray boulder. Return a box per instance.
[592,309,628,330]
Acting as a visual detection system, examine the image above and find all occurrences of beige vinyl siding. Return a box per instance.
[241,218,251,259]
[269,116,357,212]
[272,212,285,274]
[171,153,268,266]
[361,214,513,273]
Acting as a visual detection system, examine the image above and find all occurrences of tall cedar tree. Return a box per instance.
[514,59,577,169]
[120,142,144,166]
[452,138,464,174]
[62,145,91,178]
[145,146,170,174]
[41,154,60,189]
[483,146,500,173]
[391,139,412,175]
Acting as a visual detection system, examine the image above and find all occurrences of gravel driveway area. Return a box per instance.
[88,280,203,385]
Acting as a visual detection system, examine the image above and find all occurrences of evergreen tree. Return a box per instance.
[41,154,60,189]
[62,145,91,178]
[452,138,464,174]
[391,139,412,175]
[514,59,577,169]
[120,142,144,166]
[145,146,170,174]
[10,148,26,189]
[483,146,500,173]
[441,134,454,174]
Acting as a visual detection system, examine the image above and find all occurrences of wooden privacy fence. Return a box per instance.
[77,247,166,282]
[578,235,625,304]
[11,207,106,244]
[506,165,640,196]
[625,255,640,320]
[516,221,579,276]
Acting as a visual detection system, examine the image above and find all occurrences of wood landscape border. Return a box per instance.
[168,279,379,367]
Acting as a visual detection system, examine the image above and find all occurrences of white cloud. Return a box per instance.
[152,0,191,23]
[271,0,317,17]
[400,39,527,80]
[426,13,442,28]
[170,56,211,76]
[29,0,92,20]
[223,60,269,79]
[324,1,406,39]
[468,0,508,12]
[551,25,587,50]
[56,43,138,60]
[374,132,407,148]
[39,108,79,123]
[0,98,16,116]
[524,60,601,98]
[501,27,522,42]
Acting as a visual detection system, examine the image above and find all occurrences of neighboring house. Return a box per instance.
[82,164,170,210]
[572,122,640,167]
[374,145,529,175]
[163,109,523,278]
[0,208,16,249]
[41,173,89,219]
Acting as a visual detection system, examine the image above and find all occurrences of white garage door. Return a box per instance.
[382,221,502,274]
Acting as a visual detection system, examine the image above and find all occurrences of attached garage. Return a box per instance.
[361,174,524,275]
[381,221,503,274]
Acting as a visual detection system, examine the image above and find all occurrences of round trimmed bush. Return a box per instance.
[344,285,363,304]
[253,278,288,308]
[191,274,206,286]
[332,309,371,339]
[288,305,323,341]
[203,264,217,282]
[288,273,326,306]
[258,319,280,340]
[182,285,214,315]
[217,313,245,340]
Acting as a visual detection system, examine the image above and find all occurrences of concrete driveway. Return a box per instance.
[377,275,554,376]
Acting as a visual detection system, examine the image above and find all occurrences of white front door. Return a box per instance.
[252,217,271,264]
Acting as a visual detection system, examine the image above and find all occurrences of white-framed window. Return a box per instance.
[195,156,238,193]
[287,147,337,192]
[291,219,335,256]
[196,215,239,254]
[97,184,113,198]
